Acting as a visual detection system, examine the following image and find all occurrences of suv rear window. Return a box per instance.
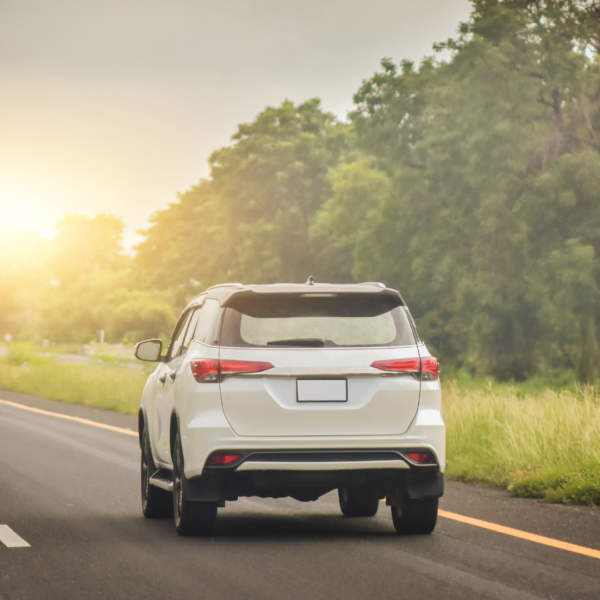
[219,293,416,348]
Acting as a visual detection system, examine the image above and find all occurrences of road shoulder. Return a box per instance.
[441,480,600,553]
[0,388,138,431]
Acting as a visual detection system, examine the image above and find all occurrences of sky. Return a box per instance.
[1,0,472,247]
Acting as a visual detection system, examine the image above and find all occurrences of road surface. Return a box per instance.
[1,389,599,599]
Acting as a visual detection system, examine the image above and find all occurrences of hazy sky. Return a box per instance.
[1,0,472,246]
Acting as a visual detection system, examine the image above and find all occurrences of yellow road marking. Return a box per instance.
[439,509,600,560]
[0,399,138,437]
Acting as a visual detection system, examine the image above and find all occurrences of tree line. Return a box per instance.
[3,0,600,382]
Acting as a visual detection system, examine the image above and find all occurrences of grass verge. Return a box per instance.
[0,359,147,415]
[444,382,600,506]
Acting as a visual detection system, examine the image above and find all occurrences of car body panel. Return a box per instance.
[152,355,184,463]
[219,346,422,437]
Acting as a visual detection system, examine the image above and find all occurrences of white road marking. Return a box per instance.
[0,525,30,548]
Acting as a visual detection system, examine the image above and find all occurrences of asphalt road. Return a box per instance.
[1,390,599,600]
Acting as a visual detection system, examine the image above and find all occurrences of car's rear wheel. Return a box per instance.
[141,427,173,518]
[391,497,438,534]
[338,488,380,517]
[172,430,217,536]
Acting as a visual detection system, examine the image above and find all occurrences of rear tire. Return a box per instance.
[141,427,173,519]
[338,488,380,517]
[173,430,217,536]
[391,497,438,534]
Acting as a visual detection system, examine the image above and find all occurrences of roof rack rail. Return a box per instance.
[206,283,244,291]
[359,282,386,289]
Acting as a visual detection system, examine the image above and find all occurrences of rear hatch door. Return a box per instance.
[219,346,421,437]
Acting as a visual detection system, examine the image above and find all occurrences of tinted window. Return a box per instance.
[219,293,416,348]
[168,310,193,360]
[182,307,203,352]
[193,299,221,345]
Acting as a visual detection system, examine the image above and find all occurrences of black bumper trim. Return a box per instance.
[204,448,440,470]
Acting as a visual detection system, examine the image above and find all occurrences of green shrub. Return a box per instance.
[5,343,50,367]
[510,465,600,505]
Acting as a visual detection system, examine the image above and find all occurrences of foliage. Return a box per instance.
[130,179,225,299]
[48,214,129,287]
[320,0,600,381]
[0,228,48,339]
[311,159,393,282]
[4,343,49,367]
[0,218,176,345]
[510,465,600,505]
[41,270,176,344]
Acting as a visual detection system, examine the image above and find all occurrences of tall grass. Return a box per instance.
[445,383,600,505]
[0,360,147,415]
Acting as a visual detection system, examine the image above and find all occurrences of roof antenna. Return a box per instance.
[306,275,315,285]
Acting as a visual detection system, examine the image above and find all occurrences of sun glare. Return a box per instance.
[0,180,67,238]
[0,174,102,239]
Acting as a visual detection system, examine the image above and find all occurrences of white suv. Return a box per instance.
[135,281,445,536]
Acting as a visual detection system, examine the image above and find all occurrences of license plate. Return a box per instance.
[296,379,347,402]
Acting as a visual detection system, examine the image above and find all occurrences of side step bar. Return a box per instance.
[149,469,173,492]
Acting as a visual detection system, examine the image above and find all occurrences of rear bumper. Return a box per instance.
[203,448,436,472]
[182,463,444,503]
[181,447,444,504]
[180,426,445,480]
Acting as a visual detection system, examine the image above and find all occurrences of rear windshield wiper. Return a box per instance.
[266,338,325,347]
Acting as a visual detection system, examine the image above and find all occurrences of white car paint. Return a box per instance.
[139,284,445,482]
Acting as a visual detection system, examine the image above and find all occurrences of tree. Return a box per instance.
[133,180,225,301]
[0,228,48,339]
[41,270,176,344]
[311,159,393,283]
[134,99,349,292]
[48,214,128,287]
[338,0,600,380]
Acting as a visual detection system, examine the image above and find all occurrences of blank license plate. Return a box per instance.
[296,379,347,402]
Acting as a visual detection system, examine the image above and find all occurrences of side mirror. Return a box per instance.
[135,339,163,362]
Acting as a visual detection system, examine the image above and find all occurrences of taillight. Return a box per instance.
[370,358,421,373]
[370,357,439,380]
[406,451,435,464]
[420,357,440,380]
[210,453,241,465]
[190,359,274,383]
[219,359,274,375]
[190,359,219,382]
